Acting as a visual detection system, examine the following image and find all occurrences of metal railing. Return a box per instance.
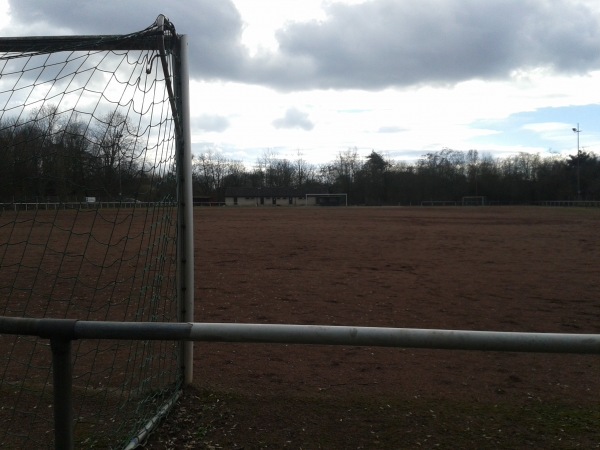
[1,316,598,449]
[0,201,178,211]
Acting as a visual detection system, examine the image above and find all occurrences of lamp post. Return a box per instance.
[572,125,581,200]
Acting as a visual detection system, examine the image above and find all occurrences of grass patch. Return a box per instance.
[145,386,600,449]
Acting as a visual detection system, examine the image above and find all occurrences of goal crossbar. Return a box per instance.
[0,15,177,52]
[0,34,176,52]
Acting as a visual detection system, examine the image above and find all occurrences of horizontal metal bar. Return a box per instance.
[1,317,599,354]
[188,323,600,354]
[0,34,176,52]
[0,316,77,339]
[74,320,193,340]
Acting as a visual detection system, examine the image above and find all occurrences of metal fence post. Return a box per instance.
[50,338,73,450]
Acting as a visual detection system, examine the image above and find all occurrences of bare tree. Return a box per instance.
[89,109,139,198]
[193,149,230,193]
[466,149,479,195]
[192,149,247,199]
[293,150,317,188]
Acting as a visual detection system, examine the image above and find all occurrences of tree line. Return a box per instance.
[0,106,175,203]
[1,106,598,205]
[194,147,600,205]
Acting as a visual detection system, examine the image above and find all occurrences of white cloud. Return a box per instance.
[8,0,600,90]
[378,126,405,133]
[522,122,570,133]
[194,114,231,132]
[272,107,314,130]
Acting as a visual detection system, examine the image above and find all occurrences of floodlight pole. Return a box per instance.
[572,124,581,200]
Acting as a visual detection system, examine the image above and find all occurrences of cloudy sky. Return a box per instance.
[1,0,600,167]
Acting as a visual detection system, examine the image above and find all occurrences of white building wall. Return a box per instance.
[225,195,321,206]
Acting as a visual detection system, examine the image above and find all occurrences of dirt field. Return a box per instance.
[146,206,599,449]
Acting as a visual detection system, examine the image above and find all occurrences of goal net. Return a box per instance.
[306,193,348,206]
[0,16,190,448]
[461,196,486,206]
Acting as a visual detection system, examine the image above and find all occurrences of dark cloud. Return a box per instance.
[7,0,600,91]
[7,0,246,79]
[194,114,230,132]
[272,107,314,130]
[263,0,600,90]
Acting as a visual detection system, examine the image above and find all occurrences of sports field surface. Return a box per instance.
[148,206,599,448]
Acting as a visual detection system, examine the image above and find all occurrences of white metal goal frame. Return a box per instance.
[305,193,348,206]
[0,15,194,449]
[462,195,487,206]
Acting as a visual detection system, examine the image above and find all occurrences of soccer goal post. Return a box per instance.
[462,196,486,206]
[0,15,193,449]
[305,193,348,206]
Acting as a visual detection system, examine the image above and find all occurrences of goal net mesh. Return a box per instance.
[0,17,183,448]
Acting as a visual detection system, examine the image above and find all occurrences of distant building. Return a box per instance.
[193,196,225,206]
[224,187,346,206]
